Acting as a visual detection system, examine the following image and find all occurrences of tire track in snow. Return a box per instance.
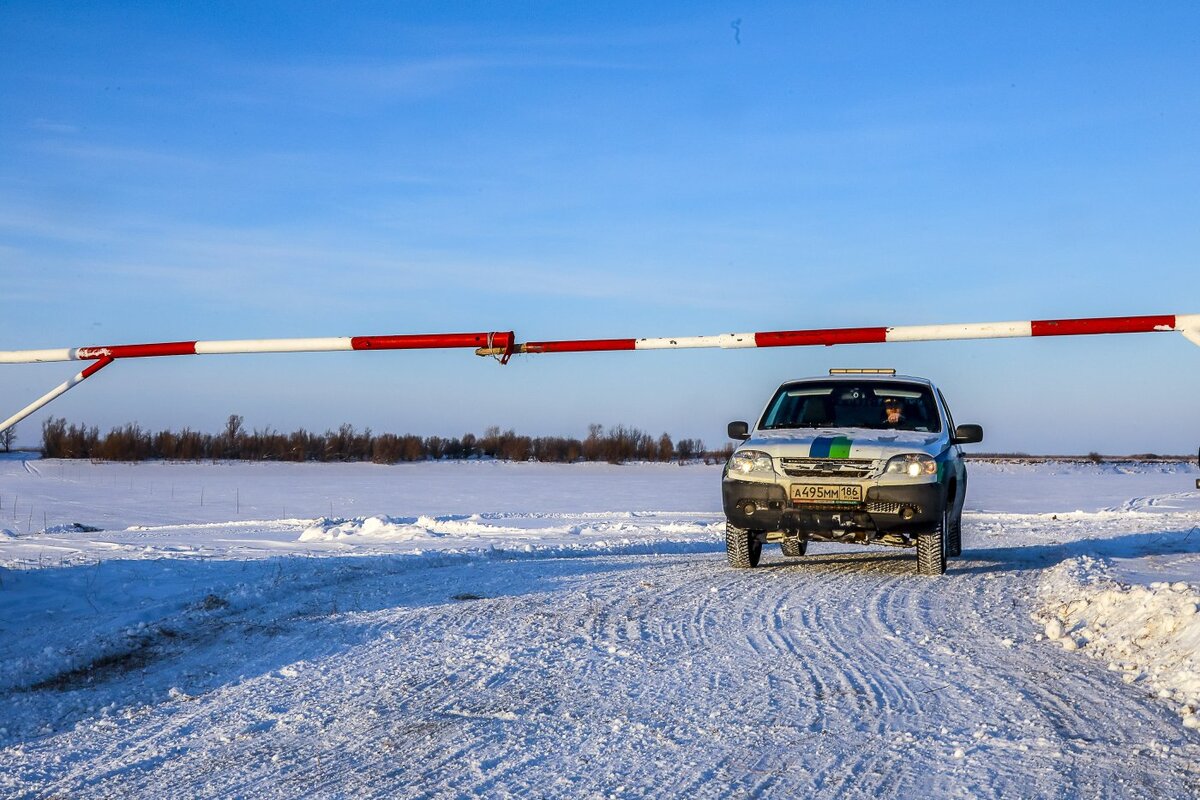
[759,554,938,796]
[3,545,1199,798]
[1108,491,1197,512]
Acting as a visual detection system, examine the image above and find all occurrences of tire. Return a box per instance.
[780,537,807,557]
[946,506,963,558]
[947,475,967,557]
[916,506,948,576]
[726,522,762,568]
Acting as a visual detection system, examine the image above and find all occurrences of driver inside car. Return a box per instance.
[882,397,905,426]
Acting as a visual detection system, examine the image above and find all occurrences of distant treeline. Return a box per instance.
[41,416,733,465]
[965,452,1193,462]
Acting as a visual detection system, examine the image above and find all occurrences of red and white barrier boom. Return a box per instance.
[1,314,1197,435]
[0,332,516,435]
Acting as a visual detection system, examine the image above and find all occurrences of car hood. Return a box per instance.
[743,428,946,460]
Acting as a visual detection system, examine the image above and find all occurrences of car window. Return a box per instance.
[936,388,956,433]
[759,382,941,433]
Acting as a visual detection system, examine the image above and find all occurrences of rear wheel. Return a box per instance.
[916,507,948,576]
[780,537,807,557]
[946,505,963,558]
[726,522,762,568]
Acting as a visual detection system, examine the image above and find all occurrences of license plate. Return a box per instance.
[791,483,863,504]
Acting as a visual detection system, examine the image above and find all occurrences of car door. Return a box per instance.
[937,388,968,518]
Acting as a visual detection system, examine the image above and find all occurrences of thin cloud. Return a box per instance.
[211,56,493,110]
[216,51,644,111]
[0,206,740,316]
[26,140,210,170]
[29,119,80,134]
[407,19,702,54]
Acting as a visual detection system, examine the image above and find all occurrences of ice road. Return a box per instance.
[1,458,1198,798]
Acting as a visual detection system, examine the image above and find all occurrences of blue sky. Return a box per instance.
[2,2,1198,454]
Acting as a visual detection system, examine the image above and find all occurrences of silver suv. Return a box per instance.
[723,370,982,575]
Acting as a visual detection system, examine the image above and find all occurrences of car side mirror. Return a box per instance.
[953,424,983,445]
[728,421,750,441]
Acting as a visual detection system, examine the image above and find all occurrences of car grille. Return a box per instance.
[866,501,914,514]
[780,458,877,479]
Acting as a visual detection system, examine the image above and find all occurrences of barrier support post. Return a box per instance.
[0,356,114,435]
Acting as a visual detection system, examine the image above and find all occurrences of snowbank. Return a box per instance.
[298,512,724,551]
[41,523,102,534]
[1033,556,1200,729]
[300,514,456,542]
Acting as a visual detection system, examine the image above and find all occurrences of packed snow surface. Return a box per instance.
[1,456,1198,798]
[1033,556,1200,729]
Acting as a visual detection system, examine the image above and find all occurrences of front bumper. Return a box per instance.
[722,478,943,537]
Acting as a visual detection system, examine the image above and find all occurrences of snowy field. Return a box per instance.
[1,456,1199,798]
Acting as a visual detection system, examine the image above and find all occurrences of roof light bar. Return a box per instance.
[829,369,897,375]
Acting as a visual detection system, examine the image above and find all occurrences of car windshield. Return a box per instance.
[758,381,941,433]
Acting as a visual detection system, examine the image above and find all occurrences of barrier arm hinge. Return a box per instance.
[475,332,520,364]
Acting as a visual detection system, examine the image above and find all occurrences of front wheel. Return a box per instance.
[726,522,762,568]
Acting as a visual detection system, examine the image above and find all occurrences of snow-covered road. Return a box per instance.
[1,458,1198,798]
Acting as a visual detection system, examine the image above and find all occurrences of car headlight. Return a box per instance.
[728,449,774,476]
[884,453,938,478]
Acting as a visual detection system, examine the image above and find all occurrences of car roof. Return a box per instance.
[779,374,935,388]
